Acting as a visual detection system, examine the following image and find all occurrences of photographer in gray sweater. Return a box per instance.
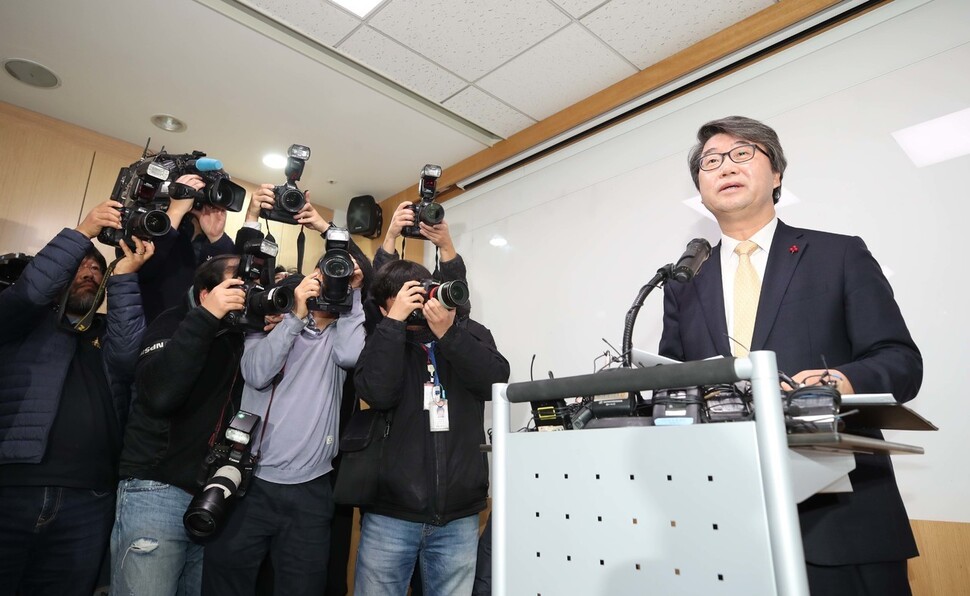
[201,252,366,596]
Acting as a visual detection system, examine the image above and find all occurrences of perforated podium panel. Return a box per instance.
[503,423,776,595]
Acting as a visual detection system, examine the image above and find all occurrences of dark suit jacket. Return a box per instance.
[659,219,921,565]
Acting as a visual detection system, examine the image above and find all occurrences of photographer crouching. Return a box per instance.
[0,200,153,595]
[110,242,288,595]
[201,228,367,596]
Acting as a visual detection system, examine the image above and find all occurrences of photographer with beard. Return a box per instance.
[0,200,153,595]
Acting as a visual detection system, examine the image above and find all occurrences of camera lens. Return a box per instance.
[280,188,305,213]
[433,280,469,310]
[419,202,444,225]
[323,255,352,279]
[130,209,172,239]
[183,465,243,539]
[249,286,295,317]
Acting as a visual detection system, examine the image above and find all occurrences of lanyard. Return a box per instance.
[425,341,441,388]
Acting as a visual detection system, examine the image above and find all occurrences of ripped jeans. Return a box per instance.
[110,479,202,596]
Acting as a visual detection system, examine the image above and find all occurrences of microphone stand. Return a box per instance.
[620,264,675,412]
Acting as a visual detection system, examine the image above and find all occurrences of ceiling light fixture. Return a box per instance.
[330,0,383,18]
[262,153,287,169]
[150,114,187,133]
[892,107,970,167]
[3,58,60,89]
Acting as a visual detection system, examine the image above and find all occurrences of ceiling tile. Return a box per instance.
[443,87,536,139]
[581,0,773,69]
[477,23,637,121]
[550,0,610,19]
[369,0,571,80]
[337,26,467,102]
[240,0,361,46]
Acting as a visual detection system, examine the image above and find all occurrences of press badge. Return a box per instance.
[429,394,450,432]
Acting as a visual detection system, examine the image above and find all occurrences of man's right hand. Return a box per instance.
[384,280,425,322]
[248,184,277,223]
[167,174,205,230]
[76,199,123,239]
[200,278,246,320]
[382,201,416,253]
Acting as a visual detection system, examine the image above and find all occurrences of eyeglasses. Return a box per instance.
[698,144,764,171]
[78,261,104,275]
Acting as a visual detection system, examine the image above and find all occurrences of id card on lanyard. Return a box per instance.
[423,342,449,432]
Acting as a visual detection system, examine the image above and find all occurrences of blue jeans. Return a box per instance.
[354,513,479,596]
[110,479,202,596]
[0,485,115,596]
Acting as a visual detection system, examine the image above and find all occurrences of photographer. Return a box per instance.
[0,200,152,595]
[137,174,264,323]
[202,250,367,596]
[111,254,249,596]
[352,260,509,596]
[374,201,470,321]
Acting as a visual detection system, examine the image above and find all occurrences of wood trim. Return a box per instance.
[909,519,970,595]
[377,0,879,214]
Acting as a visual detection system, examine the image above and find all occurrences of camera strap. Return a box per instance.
[296,228,306,274]
[60,256,120,333]
[253,365,283,459]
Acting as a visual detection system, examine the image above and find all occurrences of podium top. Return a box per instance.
[841,394,938,431]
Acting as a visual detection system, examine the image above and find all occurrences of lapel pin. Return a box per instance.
[789,245,799,254]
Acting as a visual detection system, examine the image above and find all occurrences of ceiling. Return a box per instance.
[0,0,778,212]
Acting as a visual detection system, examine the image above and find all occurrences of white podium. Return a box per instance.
[489,352,915,596]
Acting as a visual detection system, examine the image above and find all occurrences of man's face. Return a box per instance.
[66,256,105,315]
[697,133,780,223]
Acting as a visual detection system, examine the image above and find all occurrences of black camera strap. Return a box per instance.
[60,256,120,333]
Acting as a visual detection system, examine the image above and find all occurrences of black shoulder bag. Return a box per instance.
[332,402,392,507]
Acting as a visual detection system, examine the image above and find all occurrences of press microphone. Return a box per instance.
[189,157,223,171]
[671,238,712,283]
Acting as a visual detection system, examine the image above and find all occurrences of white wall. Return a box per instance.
[431,0,970,522]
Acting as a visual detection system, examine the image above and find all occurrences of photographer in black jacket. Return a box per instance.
[110,253,249,596]
[353,260,509,596]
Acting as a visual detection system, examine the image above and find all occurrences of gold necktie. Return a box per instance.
[733,240,761,357]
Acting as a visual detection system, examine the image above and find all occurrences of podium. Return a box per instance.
[489,352,927,596]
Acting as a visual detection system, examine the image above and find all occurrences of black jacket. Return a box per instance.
[118,296,245,493]
[354,317,510,525]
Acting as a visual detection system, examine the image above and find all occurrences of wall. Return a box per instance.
[431,0,969,590]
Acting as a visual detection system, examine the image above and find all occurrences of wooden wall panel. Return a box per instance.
[909,519,970,595]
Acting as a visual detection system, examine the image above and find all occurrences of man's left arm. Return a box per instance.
[831,236,922,402]
[436,320,511,401]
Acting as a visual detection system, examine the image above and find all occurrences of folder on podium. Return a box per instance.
[489,352,931,596]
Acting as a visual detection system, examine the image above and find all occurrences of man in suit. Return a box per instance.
[659,116,922,595]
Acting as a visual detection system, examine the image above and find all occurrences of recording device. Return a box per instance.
[671,238,712,283]
[97,148,245,249]
[701,383,753,423]
[405,279,469,325]
[183,410,261,539]
[784,382,842,433]
[310,226,354,314]
[0,253,32,293]
[262,144,311,225]
[651,386,703,425]
[162,151,246,213]
[224,238,295,330]
[401,164,444,239]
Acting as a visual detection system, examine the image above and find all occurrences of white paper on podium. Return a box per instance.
[630,348,680,367]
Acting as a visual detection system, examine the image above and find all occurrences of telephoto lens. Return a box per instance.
[183,465,243,538]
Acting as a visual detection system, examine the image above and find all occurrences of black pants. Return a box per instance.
[807,560,912,596]
[202,475,335,596]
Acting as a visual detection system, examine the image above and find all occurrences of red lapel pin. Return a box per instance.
[789,245,799,254]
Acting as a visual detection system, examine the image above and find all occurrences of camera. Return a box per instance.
[261,144,311,225]
[405,278,469,325]
[183,410,261,539]
[310,226,354,314]
[401,164,444,239]
[163,151,246,213]
[0,253,33,293]
[224,238,295,330]
[97,157,173,249]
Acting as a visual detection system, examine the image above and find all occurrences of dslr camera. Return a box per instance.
[183,410,261,539]
[261,144,310,225]
[401,164,444,239]
[163,151,246,213]
[310,226,354,315]
[405,278,469,325]
[224,238,295,330]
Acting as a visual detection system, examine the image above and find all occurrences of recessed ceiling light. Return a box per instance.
[150,114,187,133]
[330,0,383,18]
[3,59,60,89]
[892,107,970,167]
[489,236,508,247]
[263,153,287,169]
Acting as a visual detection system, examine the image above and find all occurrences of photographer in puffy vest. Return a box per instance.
[0,200,152,596]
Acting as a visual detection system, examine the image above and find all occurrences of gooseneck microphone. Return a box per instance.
[671,238,712,283]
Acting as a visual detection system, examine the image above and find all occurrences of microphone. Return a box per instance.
[671,238,712,283]
[190,157,223,171]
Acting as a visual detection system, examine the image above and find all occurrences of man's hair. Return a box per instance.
[192,255,239,301]
[371,259,431,307]
[274,265,287,274]
[688,116,788,204]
